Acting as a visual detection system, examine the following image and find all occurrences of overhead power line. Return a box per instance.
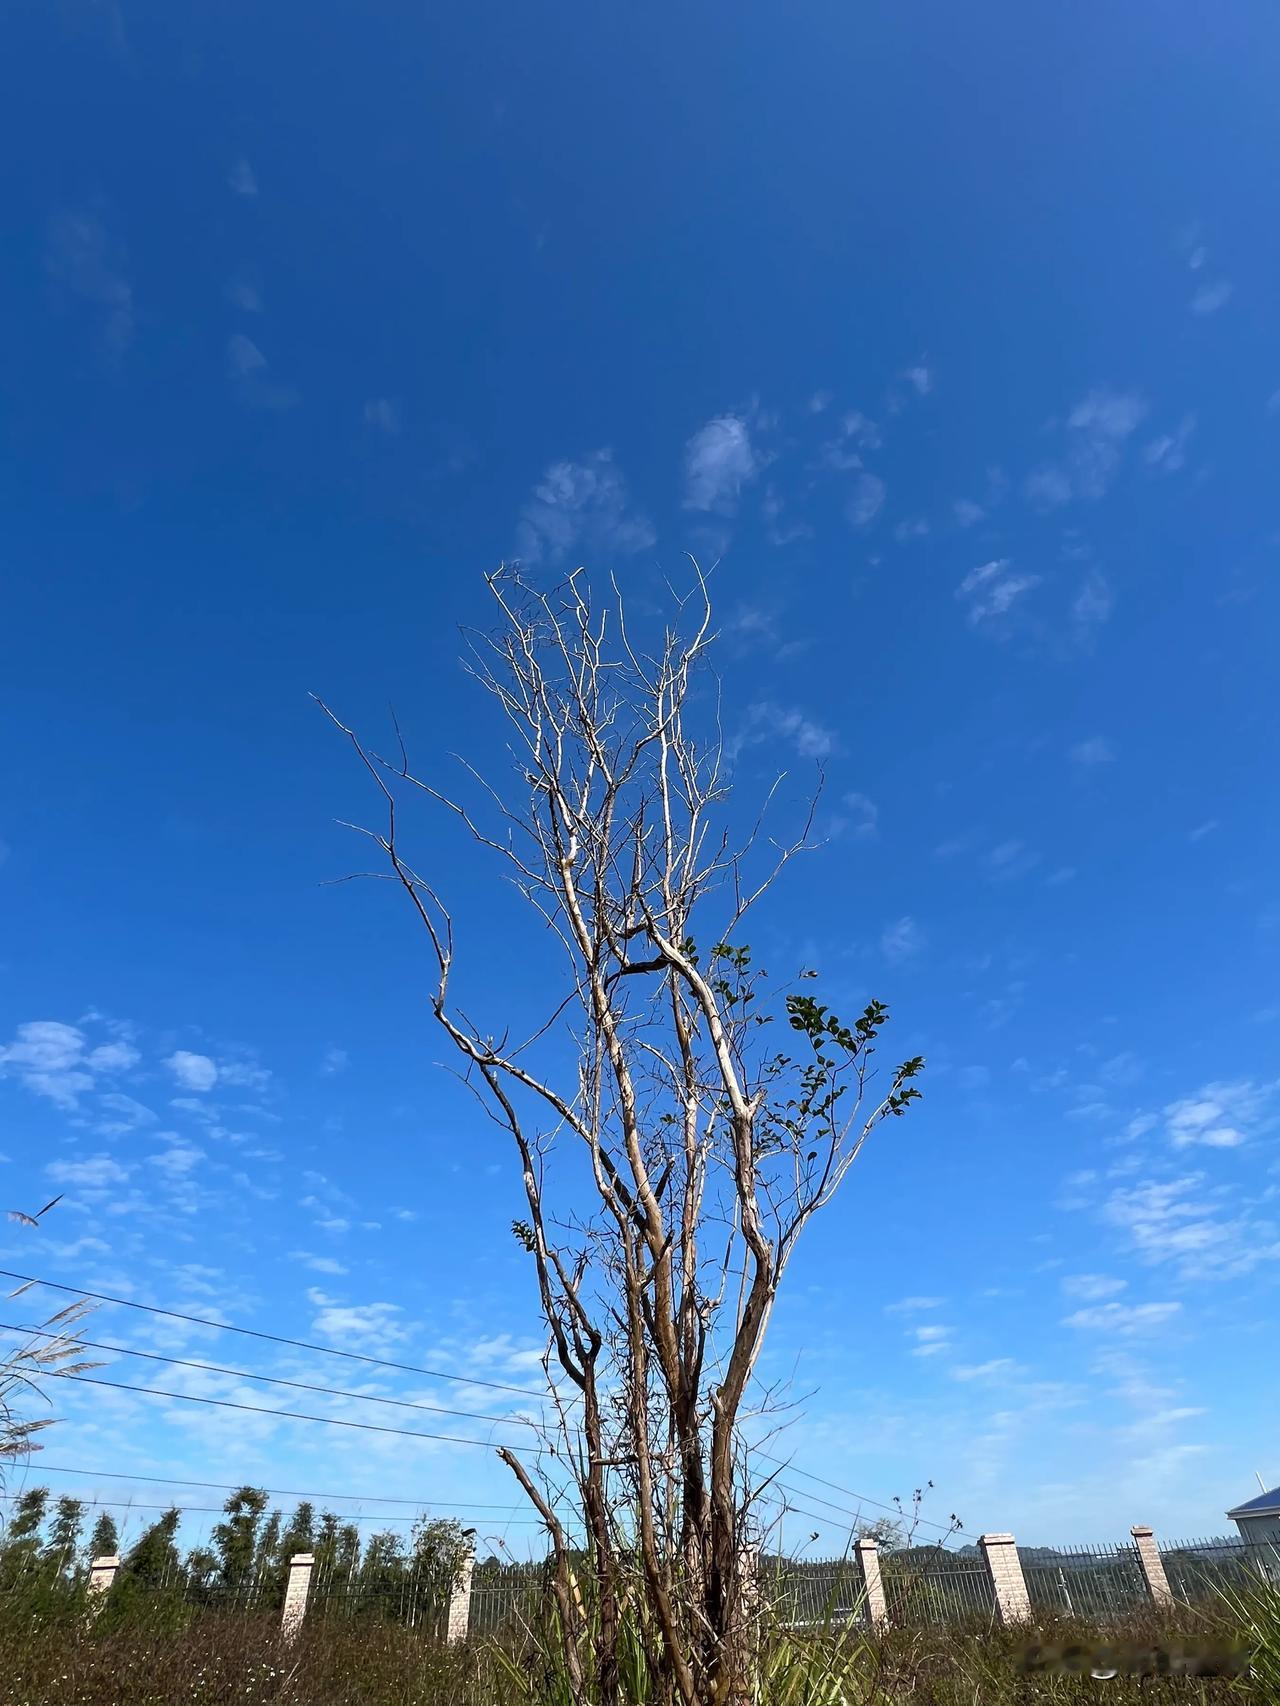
[0,1269,545,1400]
[28,1464,535,1512]
[754,1450,967,1537]
[4,1266,963,1537]
[0,1321,536,1431]
[49,1371,550,1455]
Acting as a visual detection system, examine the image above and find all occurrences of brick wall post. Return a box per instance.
[854,1537,888,1627]
[445,1539,475,1644]
[978,1532,1031,1624]
[280,1552,314,1641]
[1130,1525,1173,1608]
[87,1554,120,1613]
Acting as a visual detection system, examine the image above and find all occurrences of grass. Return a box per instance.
[0,1577,1273,1704]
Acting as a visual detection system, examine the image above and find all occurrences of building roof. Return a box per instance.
[1226,1487,1280,1519]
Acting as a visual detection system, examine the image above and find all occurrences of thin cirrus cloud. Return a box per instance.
[1163,1081,1274,1150]
[227,334,299,410]
[1025,387,1147,508]
[845,471,886,528]
[1063,1301,1181,1333]
[1070,736,1117,768]
[682,414,762,514]
[363,398,401,434]
[0,1018,139,1110]
[1061,1274,1128,1301]
[909,1323,951,1356]
[1144,415,1196,474]
[517,449,656,563]
[880,915,924,964]
[1099,1172,1279,1281]
[820,409,882,470]
[732,701,836,761]
[955,559,1039,627]
[1190,279,1232,315]
[166,1050,219,1092]
[44,207,134,358]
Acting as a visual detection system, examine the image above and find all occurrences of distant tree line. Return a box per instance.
[0,1484,475,1621]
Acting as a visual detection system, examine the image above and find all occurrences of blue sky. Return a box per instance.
[1,0,1278,1557]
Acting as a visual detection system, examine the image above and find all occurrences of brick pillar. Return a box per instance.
[1130,1525,1173,1608]
[280,1552,314,1641]
[978,1532,1031,1624]
[445,1540,475,1644]
[854,1537,888,1627]
[87,1554,120,1612]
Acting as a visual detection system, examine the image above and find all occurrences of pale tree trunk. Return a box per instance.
[321,564,923,1706]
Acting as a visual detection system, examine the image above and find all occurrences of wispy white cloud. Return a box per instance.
[46,1154,132,1190]
[884,1295,944,1315]
[909,1323,951,1357]
[517,449,655,562]
[1102,1173,1280,1280]
[733,702,836,761]
[228,157,258,196]
[956,559,1039,627]
[1144,415,1196,474]
[225,269,263,313]
[1061,1273,1127,1301]
[903,363,932,396]
[1164,1081,1275,1150]
[228,332,265,379]
[363,398,401,434]
[149,1141,205,1177]
[845,472,885,528]
[44,207,134,357]
[952,498,985,528]
[683,414,763,513]
[1026,387,1147,507]
[1190,279,1232,315]
[1072,570,1114,638]
[1063,1301,1181,1334]
[880,915,924,964]
[893,517,930,543]
[321,1047,349,1076]
[0,1019,136,1110]
[952,1358,1017,1381]
[840,791,879,840]
[308,1288,411,1353]
[166,1051,219,1093]
[1070,736,1116,768]
[983,839,1041,881]
[227,334,298,410]
[821,410,881,471]
[290,1252,349,1275]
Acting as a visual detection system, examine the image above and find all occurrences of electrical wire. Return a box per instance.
[49,1370,551,1454]
[6,1267,964,1537]
[0,1321,536,1431]
[0,1269,544,1399]
[27,1464,534,1512]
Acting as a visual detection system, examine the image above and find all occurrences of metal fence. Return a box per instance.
[306,1563,452,1635]
[465,1564,547,1636]
[1161,1535,1280,1602]
[1020,1544,1148,1619]
[10,1529,1279,1645]
[763,1560,866,1625]
[882,1552,996,1626]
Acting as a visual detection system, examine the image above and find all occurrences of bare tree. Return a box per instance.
[321,565,923,1706]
